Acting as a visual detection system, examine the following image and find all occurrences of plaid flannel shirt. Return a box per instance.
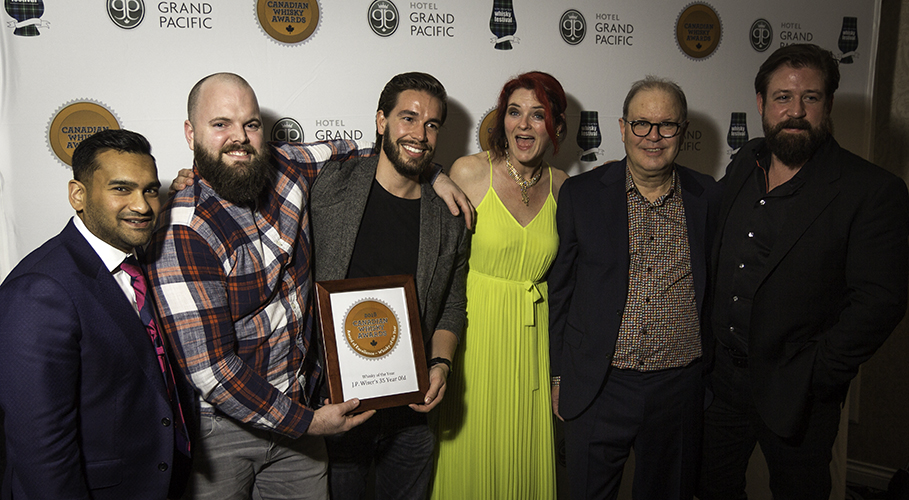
[146,140,374,438]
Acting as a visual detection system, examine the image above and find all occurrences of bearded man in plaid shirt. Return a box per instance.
[146,73,468,500]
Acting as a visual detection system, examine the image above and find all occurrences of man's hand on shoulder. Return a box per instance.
[168,168,195,197]
[432,171,475,230]
[306,398,375,436]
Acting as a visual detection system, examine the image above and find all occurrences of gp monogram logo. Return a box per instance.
[559,9,586,45]
[368,0,398,37]
[107,0,145,29]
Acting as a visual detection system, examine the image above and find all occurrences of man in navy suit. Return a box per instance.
[0,129,190,499]
[549,76,721,500]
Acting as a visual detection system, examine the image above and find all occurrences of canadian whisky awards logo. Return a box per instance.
[47,100,121,167]
[675,2,722,60]
[256,0,320,45]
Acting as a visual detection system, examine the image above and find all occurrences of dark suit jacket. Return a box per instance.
[310,156,469,347]
[0,220,184,500]
[549,159,721,420]
[710,137,909,437]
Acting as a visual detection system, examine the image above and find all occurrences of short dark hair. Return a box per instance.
[489,71,568,159]
[754,43,839,104]
[187,72,253,123]
[71,129,154,182]
[375,72,448,149]
[622,76,688,123]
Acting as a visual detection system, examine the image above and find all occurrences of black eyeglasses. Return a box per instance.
[624,120,685,138]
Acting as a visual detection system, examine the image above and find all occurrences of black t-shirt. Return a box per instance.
[346,179,420,279]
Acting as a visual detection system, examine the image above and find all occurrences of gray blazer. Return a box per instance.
[310,155,468,346]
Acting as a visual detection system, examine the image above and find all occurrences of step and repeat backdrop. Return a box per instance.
[0,0,880,277]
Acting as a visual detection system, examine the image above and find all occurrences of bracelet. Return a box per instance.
[550,376,560,387]
[429,357,452,376]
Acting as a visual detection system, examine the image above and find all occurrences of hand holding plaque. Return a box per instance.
[315,275,429,413]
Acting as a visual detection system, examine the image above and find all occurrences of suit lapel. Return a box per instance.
[416,184,440,316]
[600,160,630,267]
[65,225,171,403]
[326,159,377,279]
[678,167,709,311]
[758,157,841,288]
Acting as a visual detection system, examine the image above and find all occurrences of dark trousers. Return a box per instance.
[698,347,842,500]
[563,361,703,500]
[325,407,433,500]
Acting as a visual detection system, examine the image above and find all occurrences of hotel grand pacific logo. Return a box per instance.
[107,1,215,30]
[368,0,456,39]
[256,0,320,45]
[558,7,635,47]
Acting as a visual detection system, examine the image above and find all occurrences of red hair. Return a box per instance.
[489,71,568,159]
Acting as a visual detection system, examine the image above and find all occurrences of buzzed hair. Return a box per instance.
[187,72,253,123]
[622,76,688,123]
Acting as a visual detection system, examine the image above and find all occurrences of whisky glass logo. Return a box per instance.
[108,0,145,29]
[838,17,858,64]
[749,18,771,52]
[489,0,517,50]
[559,9,585,45]
[368,0,398,37]
[726,112,748,157]
[5,0,48,36]
[577,111,602,162]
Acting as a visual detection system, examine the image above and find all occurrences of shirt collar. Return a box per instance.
[72,216,133,273]
[624,164,679,205]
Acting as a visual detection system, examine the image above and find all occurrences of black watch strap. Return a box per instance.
[428,357,452,376]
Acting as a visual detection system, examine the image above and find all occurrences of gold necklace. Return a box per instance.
[505,151,543,206]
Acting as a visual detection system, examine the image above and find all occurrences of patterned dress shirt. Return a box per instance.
[612,166,702,370]
[146,140,374,438]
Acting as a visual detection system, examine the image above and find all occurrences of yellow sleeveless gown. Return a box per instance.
[432,153,558,499]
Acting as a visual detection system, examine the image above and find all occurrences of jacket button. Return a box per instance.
[158,462,168,471]
[162,418,171,427]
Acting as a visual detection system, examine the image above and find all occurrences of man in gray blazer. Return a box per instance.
[310,72,468,500]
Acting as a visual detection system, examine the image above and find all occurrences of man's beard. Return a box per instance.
[382,136,434,178]
[194,144,272,206]
[763,115,831,167]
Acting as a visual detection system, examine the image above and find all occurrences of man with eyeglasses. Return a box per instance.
[549,76,721,499]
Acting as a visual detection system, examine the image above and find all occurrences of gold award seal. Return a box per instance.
[47,101,120,167]
[477,109,497,152]
[344,299,399,358]
[676,3,722,60]
[256,0,320,45]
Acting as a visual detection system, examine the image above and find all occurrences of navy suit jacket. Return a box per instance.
[549,159,721,420]
[710,137,909,437]
[0,220,183,500]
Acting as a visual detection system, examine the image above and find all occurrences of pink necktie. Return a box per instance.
[121,256,191,456]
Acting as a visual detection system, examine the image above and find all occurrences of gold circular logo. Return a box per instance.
[477,109,497,152]
[47,101,120,167]
[344,299,399,358]
[256,0,320,45]
[675,3,722,60]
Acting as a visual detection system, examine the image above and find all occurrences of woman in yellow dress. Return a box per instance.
[432,71,568,499]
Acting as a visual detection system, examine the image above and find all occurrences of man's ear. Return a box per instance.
[376,110,387,136]
[184,119,195,151]
[68,179,86,213]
